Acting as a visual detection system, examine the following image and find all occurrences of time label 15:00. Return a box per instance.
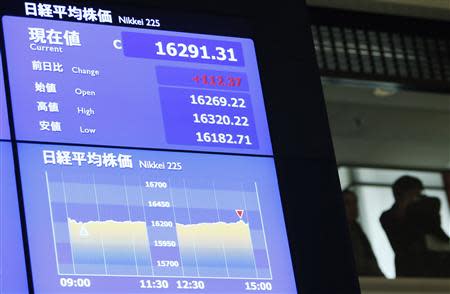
[155,41,238,62]
[195,132,252,146]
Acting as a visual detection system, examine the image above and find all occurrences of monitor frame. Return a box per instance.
[0,0,360,293]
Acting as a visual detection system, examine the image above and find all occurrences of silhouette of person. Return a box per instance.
[408,194,449,249]
[380,175,450,277]
[343,189,384,277]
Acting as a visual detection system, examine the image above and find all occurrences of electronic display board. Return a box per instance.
[1,2,298,293]
[0,146,28,292]
[17,143,295,293]
[0,1,360,293]
[4,16,272,156]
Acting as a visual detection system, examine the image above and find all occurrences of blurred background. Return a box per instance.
[305,0,450,293]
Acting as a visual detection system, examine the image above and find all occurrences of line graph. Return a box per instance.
[45,171,272,280]
[68,218,152,276]
[176,221,257,278]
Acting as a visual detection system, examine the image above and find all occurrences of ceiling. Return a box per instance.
[306,1,450,169]
[306,0,450,21]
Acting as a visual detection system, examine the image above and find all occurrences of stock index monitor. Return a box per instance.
[2,1,296,293]
[4,15,272,155]
[1,1,360,293]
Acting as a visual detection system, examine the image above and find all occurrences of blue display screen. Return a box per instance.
[1,46,29,292]
[17,143,296,293]
[1,2,297,293]
[4,16,272,156]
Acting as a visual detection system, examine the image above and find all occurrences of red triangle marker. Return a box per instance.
[235,209,244,219]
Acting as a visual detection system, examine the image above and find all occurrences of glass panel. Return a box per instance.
[352,168,444,187]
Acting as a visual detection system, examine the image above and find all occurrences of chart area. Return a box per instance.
[53,178,269,279]
[17,143,297,293]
